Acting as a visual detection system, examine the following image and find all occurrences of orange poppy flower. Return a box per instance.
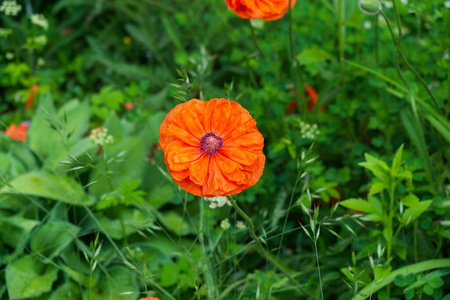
[159,98,265,197]
[25,84,39,112]
[4,122,30,142]
[139,297,159,300]
[225,0,297,21]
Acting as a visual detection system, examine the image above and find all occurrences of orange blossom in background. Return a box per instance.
[225,0,297,21]
[159,98,265,197]
[4,121,30,142]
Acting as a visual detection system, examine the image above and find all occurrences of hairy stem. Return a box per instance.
[288,0,304,116]
[249,20,264,56]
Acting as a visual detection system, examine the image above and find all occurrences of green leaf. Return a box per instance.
[6,255,59,299]
[359,153,390,184]
[0,171,94,206]
[56,100,90,142]
[160,263,179,287]
[355,259,450,300]
[401,200,432,225]
[394,274,415,287]
[369,182,386,196]
[82,265,138,300]
[423,284,434,296]
[401,194,421,207]
[424,114,450,144]
[30,220,80,259]
[404,269,450,292]
[340,198,375,214]
[160,211,193,236]
[96,207,153,239]
[0,216,39,248]
[297,47,332,65]
[391,145,404,176]
[48,282,81,300]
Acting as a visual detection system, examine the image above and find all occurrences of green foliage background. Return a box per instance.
[0,0,449,299]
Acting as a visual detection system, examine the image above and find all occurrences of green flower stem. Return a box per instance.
[227,196,310,296]
[338,0,345,82]
[354,259,450,300]
[249,20,264,56]
[381,10,441,114]
[381,11,437,185]
[199,199,216,299]
[288,0,304,116]
[314,237,324,300]
[374,14,379,65]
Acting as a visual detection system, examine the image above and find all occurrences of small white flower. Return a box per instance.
[5,52,14,60]
[236,221,246,230]
[205,196,231,209]
[0,0,22,16]
[220,218,231,230]
[383,1,393,9]
[363,21,372,29]
[89,127,115,146]
[30,14,48,30]
[0,28,12,38]
[300,121,320,140]
[37,57,45,67]
[446,1,450,9]
[34,35,47,46]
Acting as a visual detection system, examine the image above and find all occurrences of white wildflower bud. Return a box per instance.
[0,0,22,16]
[357,0,382,15]
[89,127,114,146]
[220,218,231,230]
[5,52,14,60]
[236,221,246,230]
[30,14,48,30]
[0,28,13,38]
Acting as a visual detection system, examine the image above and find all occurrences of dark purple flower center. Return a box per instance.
[200,132,223,155]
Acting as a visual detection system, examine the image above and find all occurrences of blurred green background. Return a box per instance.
[0,0,449,299]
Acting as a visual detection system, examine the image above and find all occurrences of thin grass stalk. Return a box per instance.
[227,196,310,296]
[314,234,324,300]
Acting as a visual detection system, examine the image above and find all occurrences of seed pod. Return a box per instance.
[357,0,382,15]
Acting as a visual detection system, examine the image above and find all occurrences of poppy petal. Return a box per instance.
[189,153,210,185]
[167,124,200,147]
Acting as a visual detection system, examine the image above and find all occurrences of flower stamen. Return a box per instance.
[200,132,223,155]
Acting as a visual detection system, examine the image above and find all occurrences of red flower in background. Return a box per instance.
[4,121,30,142]
[139,297,159,300]
[304,84,318,111]
[287,84,323,113]
[25,84,39,112]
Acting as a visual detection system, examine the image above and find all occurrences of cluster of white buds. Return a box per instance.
[300,122,320,140]
[0,28,12,38]
[5,52,14,60]
[30,14,48,30]
[206,196,231,209]
[220,218,231,230]
[89,127,114,146]
[236,221,246,230]
[0,0,22,16]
